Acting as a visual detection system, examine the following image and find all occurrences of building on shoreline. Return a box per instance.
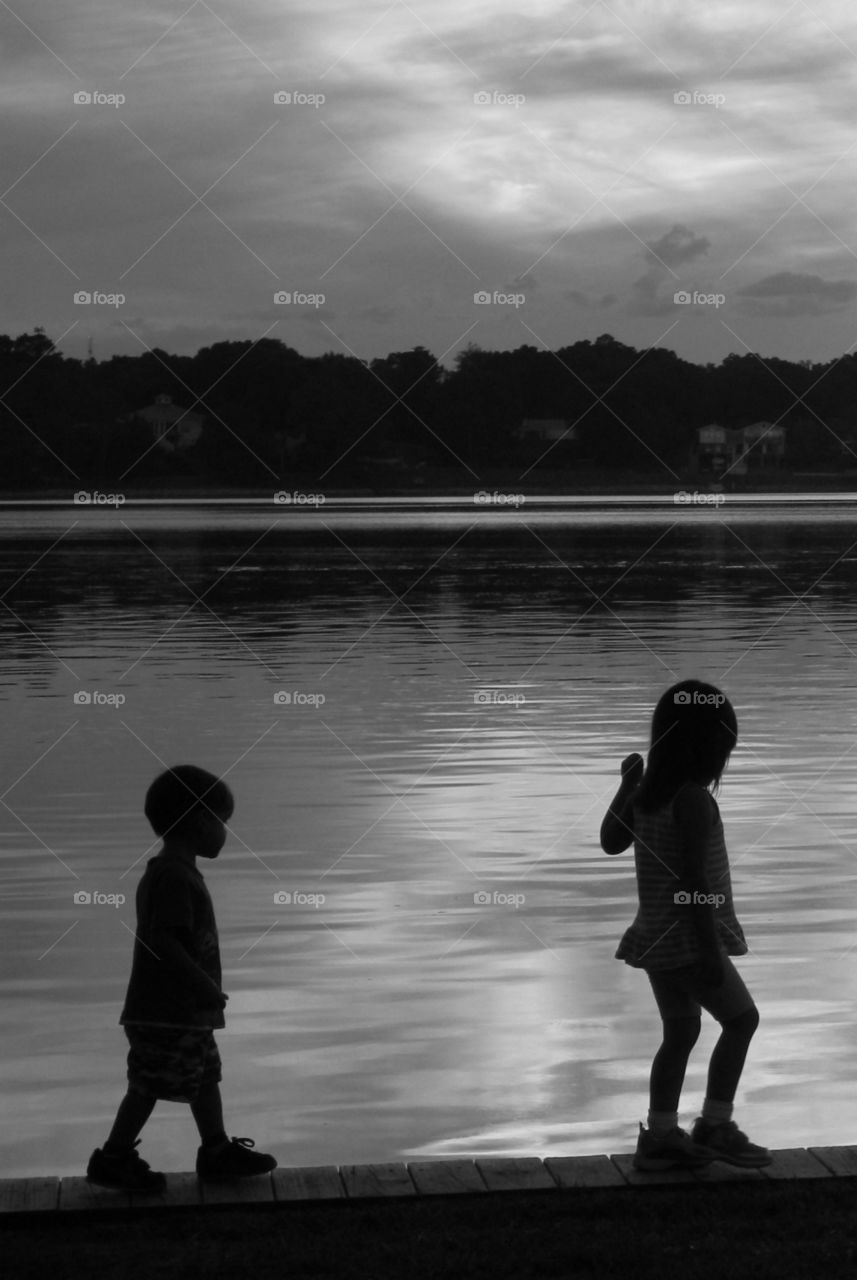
[513,418,576,445]
[697,421,786,475]
[132,394,205,453]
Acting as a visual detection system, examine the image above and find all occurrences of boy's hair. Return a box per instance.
[144,765,234,838]
[634,679,737,813]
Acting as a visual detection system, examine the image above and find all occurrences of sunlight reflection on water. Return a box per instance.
[2,504,857,1175]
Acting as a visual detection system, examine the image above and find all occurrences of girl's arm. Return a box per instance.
[672,784,723,986]
[600,753,644,854]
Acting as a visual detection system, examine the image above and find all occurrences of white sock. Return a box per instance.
[647,1109,678,1138]
[701,1097,733,1125]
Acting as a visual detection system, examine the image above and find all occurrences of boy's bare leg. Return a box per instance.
[190,1081,228,1145]
[105,1090,157,1150]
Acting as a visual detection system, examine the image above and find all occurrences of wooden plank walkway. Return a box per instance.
[0,1146,853,1215]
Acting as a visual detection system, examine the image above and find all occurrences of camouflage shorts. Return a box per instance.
[124,1024,222,1103]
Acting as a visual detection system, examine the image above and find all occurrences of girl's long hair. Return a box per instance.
[634,679,737,812]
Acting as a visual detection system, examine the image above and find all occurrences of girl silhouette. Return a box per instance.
[601,679,769,1170]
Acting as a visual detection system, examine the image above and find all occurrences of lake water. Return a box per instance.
[4,498,857,1178]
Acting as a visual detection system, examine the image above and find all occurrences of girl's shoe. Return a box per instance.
[196,1136,277,1180]
[86,1139,167,1192]
[691,1118,772,1167]
[632,1122,715,1171]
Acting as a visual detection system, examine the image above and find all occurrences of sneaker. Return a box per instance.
[632,1122,716,1172]
[691,1118,772,1168]
[86,1139,167,1192]
[196,1137,278,1180]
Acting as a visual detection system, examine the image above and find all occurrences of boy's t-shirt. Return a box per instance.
[120,854,224,1030]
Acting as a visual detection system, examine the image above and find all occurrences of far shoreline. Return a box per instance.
[2,471,857,505]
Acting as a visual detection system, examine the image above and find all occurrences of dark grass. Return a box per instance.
[4,1180,857,1280]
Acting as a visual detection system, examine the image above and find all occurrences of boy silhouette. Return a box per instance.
[86,765,277,1190]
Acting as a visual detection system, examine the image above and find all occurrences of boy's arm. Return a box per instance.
[672,784,723,986]
[151,926,227,1008]
[600,753,644,854]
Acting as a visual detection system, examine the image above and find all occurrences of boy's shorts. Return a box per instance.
[646,954,756,1023]
[124,1024,222,1103]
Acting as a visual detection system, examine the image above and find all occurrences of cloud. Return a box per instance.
[296,306,336,325]
[736,271,857,316]
[6,0,857,368]
[564,288,616,308]
[645,223,711,270]
[358,305,399,324]
[629,222,711,315]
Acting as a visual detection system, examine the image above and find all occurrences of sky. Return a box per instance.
[4,0,857,369]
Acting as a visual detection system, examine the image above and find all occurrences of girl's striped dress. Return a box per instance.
[615,784,747,971]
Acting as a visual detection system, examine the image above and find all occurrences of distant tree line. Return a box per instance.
[1,328,855,490]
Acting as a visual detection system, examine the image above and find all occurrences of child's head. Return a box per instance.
[144,765,234,858]
[635,679,737,811]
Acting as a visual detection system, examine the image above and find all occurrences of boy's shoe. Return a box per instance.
[196,1137,278,1180]
[691,1117,772,1168]
[86,1139,167,1192]
[632,1122,716,1172]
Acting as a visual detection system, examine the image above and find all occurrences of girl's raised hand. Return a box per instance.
[620,753,644,785]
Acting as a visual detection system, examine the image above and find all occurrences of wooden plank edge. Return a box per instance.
[9,1145,857,1213]
[807,1145,857,1177]
[0,1177,61,1214]
[407,1160,489,1195]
